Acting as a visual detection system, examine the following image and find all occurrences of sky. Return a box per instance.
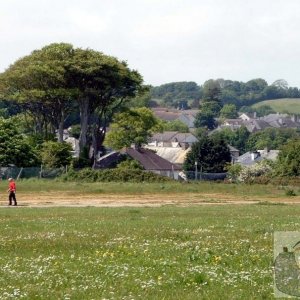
[1,0,300,87]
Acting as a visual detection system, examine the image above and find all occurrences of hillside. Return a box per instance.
[252,98,300,114]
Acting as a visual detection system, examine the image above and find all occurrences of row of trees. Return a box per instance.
[150,79,300,109]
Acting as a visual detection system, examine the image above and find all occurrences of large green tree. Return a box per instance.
[183,134,231,173]
[65,47,143,160]
[219,104,238,119]
[246,128,300,151]
[210,126,250,154]
[0,43,77,142]
[0,117,39,167]
[274,139,300,177]
[194,109,217,130]
[0,43,143,164]
[105,108,161,150]
[40,141,72,168]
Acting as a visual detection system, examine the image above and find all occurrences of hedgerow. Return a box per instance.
[60,168,172,183]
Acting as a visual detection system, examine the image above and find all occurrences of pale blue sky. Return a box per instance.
[1,0,300,87]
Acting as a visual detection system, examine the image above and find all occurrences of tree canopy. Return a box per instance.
[150,78,300,110]
[150,81,202,109]
[0,117,39,167]
[105,108,161,150]
[183,134,231,173]
[274,139,300,177]
[0,43,143,164]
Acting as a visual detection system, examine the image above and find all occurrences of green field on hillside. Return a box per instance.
[252,98,300,114]
[1,204,298,299]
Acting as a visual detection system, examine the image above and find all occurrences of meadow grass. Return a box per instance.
[252,98,300,114]
[0,179,290,199]
[0,205,299,299]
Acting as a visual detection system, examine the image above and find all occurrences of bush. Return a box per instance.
[238,161,273,184]
[285,188,297,196]
[226,164,242,183]
[117,159,143,170]
[41,141,72,168]
[60,168,172,183]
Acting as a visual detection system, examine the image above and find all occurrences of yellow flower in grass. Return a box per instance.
[213,255,222,264]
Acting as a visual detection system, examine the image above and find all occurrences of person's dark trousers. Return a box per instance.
[9,192,17,206]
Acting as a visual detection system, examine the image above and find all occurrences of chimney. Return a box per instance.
[253,112,257,119]
[251,151,260,161]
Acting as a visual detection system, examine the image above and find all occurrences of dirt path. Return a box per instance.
[1,192,300,207]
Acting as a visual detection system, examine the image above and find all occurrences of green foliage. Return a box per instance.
[219,104,238,119]
[127,85,152,108]
[202,79,222,104]
[225,163,242,182]
[150,81,201,108]
[41,141,72,168]
[0,43,78,141]
[0,42,143,153]
[194,80,223,130]
[285,188,297,196]
[255,105,275,117]
[183,134,231,173]
[161,119,189,133]
[194,109,217,130]
[72,146,92,168]
[238,161,273,184]
[117,158,143,170]
[69,124,81,139]
[0,117,39,167]
[105,107,162,149]
[274,139,300,177]
[246,128,299,152]
[61,168,171,182]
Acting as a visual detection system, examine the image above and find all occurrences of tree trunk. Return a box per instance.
[57,110,65,143]
[79,98,89,151]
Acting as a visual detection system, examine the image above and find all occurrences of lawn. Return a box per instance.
[0,204,299,299]
[252,98,300,114]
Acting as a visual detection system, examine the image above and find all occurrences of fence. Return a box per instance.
[0,166,67,180]
[0,167,227,181]
[185,171,227,181]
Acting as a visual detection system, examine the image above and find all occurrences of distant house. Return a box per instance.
[95,147,181,179]
[239,112,257,121]
[178,113,196,128]
[236,149,279,166]
[243,119,270,133]
[220,112,300,134]
[152,107,199,128]
[149,131,198,149]
[123,148,181,179]
[261,113,300,129]
[145,146,190,165]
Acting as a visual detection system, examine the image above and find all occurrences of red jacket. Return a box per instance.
[9,182,16,192]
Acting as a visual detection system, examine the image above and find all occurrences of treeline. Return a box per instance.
[150,79,300,109]
[150,81,202,109]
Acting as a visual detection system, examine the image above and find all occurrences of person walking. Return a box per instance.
[7,178,17,206]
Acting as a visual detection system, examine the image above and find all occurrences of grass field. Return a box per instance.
[252,98,300,114]
[0,204,299,299]
[0,179,296,198]
[0,180,299,299]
